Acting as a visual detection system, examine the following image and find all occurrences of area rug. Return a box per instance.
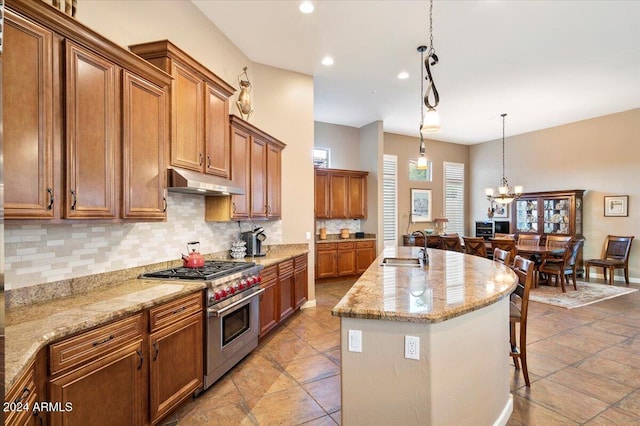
[529,281,638,309]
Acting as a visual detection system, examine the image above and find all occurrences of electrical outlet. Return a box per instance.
[348,330,362,352]
[405,335,419,360]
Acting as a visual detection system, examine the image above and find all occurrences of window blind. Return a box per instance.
[444,162,465,235]
[383,154,397,243]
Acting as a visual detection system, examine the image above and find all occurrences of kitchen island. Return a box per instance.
[332,246,518,426]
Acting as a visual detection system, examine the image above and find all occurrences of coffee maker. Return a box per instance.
[240,227,267,257]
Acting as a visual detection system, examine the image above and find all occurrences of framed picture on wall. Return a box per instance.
[410,188,432,222]
[604,195,628,217]
[492,202,509,219]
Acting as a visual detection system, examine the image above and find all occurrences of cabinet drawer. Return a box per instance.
[317,242,337,251]
[5,359,39,425]
[261,264,278,285]
[356,240,375,249]
[149,292,203,332]
[50,313,144,375]
[278,259,294,279]
[294,254,308,272]
[337,242,355,250]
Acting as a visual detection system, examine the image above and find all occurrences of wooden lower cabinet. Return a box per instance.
[259,255,309,338]
[259,265,279,336]
[294,255,308,309]
[317,240,376,278]
[49,341,145,426]
[4,351,46,426]
[148,293,204,425]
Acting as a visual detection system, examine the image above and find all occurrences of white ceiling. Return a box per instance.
[192,0,640,145]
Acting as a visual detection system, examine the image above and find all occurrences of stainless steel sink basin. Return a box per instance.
[380,257,422,267]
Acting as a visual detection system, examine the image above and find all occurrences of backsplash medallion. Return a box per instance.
[4,193,282,290]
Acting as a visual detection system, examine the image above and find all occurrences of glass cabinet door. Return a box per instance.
[575,197,582,235]
[515,199,538,232]
[543,197,570,234]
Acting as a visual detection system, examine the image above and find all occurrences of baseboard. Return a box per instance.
[301,299,317,309]
[588,273,639,284]
[494,394,513,426]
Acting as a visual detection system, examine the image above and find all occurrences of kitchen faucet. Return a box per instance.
[411,230,430,265]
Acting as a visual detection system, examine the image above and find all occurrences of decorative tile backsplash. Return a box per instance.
[4,193,282,290]
[315,219,361,235]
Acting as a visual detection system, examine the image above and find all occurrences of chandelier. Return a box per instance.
[417,0,440,170]
[485,113,522,205]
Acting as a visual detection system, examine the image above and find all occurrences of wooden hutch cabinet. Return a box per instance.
[511,189,585,273]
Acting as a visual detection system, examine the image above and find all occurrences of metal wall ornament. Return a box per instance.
[236,66,254,121]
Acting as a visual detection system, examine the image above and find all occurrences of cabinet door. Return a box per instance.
[49,341,145,426]
[171,62,204,171]
[204,83,230,178]
[4,11,56,219]
[122,71,167,220]
[149,314,203,424]
[348,174,367,218]
[259,266,279,337]
[250,135,268,218]
[329,173,348,218]
[542,197,572,235]
[227,123,251,219]
[356,241,376,274]
[514,198,539,233]
[65,41,118,219]
[278,260,295,321]
[316,246,338,279]
[266,143,282,218]
[294,255,308,309]
[337,247,356,276]
[314,170,330,218]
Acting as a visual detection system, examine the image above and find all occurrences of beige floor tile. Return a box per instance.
[528,339,592,365]
[231,352,299,401]
[526,350,571,378]
[598,345,640,369]
[261,334,320,367]
[303,374,341,414]
[545,330,617,355]
[565,324,629,346]
[548,366,635,404]
[616,389,640,417]
[301,415,339,425]
[588,318,640,337]
[507,394,578,426]
[245,386,326,425]
[585,406,640,425]
[330,410,341,425]
[577,356,640,388]
[513,378,609,423]
[284,353,340,384]
[305,330,340,353]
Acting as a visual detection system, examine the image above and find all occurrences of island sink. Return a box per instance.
[380,257,422,267]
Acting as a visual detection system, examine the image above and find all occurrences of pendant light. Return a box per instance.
[421,0,440,134]
[485,113,523,205]
[417,45,429,170]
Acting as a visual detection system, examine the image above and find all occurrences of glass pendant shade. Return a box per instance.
[417,155,428,170]
[421,107,440,134]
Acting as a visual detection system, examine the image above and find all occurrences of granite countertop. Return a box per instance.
[5,244,309,391]
[316,233,377,243]
[332,246,518,323]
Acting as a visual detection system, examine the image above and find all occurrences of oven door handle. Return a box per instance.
[207,287,265,317]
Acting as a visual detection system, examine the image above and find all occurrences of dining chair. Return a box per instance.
[509,255,535,387]
[517,234,541,247]
[463,237,487,258]
[585,235,635,286]
[441,235,463,252]
[491,238,517,265]
[493,248,511,266]
[564,239,585,289]
[494,233,516,239]
[538,247,572,292]
[545,235,572,250]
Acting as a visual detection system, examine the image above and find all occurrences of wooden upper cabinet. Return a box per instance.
[172,62,204,171]
[314,168,369,219]
[266,140,283,218]
[65,40,119,219]
[3,11,56,219]
[229,121,251,219]
[122,71,168,220]
[314,170,330,219]
[5,1,172,222]
[129,40,235,177]
[250,134,268,218]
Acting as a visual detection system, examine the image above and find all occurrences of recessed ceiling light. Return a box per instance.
[398,72,409,80]
[321,56,334,66]
[299,2,314,14]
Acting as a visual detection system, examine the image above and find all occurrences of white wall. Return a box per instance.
[470,109,640,282]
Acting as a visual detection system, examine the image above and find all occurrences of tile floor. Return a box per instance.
[170,277,640,425]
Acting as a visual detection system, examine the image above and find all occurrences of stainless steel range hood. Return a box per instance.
[167,168,244,196]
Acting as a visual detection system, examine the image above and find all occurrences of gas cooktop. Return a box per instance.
[141,260,256,281]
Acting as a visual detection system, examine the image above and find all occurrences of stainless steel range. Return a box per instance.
[142,260,264,391]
